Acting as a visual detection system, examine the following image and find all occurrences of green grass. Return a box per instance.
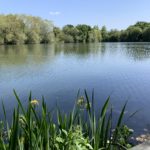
[0,90,134,150]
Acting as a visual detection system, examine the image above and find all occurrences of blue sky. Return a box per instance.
[0,0,150,30]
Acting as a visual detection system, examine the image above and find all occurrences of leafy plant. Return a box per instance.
[0,90,134,150]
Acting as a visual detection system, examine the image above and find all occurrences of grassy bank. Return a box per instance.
[0,90,134,150]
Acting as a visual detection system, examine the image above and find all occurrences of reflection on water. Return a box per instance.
[1,43,150,65]
[0,44,56,66]
[123,43,150,60]
[0,42,150,135]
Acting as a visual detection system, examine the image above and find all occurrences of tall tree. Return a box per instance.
[101,26,108,41]
[108,29,120,42]
[143,27,150,42]
[126,27,142,42]
[76,24,91,43]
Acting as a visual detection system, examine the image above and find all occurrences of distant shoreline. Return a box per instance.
[0,14,150,46]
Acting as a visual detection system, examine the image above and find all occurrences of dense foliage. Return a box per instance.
[54,24,102,43]
[102,22,150,42]
[0,14,54,44]
[0,90,134,150]
[53,21,150,42]
[53,22,150,43]
[0,14,150,44]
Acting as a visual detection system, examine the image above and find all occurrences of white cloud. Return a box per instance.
[49,11,61,16]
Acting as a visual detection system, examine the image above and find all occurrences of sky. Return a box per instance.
[0,0,150,30]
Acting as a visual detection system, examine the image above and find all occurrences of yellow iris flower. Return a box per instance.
[30,99,39,105]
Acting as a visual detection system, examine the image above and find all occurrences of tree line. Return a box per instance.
[0,14,150,45]
[0,14,54,44]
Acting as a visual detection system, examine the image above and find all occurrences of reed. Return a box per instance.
[0,90,133,150]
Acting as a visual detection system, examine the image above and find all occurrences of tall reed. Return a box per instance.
[0,90,133,150]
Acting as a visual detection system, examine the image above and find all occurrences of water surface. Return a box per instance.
[0,43,150,135]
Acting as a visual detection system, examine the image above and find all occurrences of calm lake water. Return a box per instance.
[0,43,150,135]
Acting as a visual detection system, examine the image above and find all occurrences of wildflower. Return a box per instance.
[77,96,85,106]
[31,99,39,106]
[129,128,134,133]
[85,102,91,110]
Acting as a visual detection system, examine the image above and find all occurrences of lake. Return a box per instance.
[0,43,150,135]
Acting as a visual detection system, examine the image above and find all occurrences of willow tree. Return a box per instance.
[0,14,54,44]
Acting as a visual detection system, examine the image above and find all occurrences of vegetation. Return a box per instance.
[0,90,134,150]
[54,24,102,43]
[0,14,54,44]
[106,22,150,42]
[0,14,150,44]
[55,21,150,42]
[53,22,150,43]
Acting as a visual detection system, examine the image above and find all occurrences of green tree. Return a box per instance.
[62,25,80,42]
[101,26,108,41]
[134,21,150,30]
[53,27,64,42]
[143,27,150,42]
[0,14,54,44]
[11,32,27,44]
[108,29,120,42]
[39,20,54,43]
[126,27,142,42]
[26,31,40,44]
[88,26,102,42]
[62,25,76,42]
[76,24,91,43]
[120,30,128,42]
[62,34,74,43]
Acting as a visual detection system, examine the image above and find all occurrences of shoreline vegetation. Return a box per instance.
[0,14,150,45]
[0,90,135,150]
